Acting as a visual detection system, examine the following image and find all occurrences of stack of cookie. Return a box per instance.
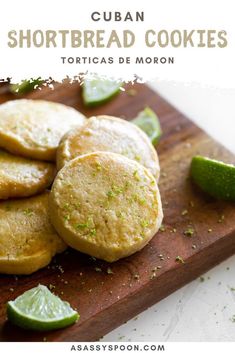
[0,99,163,275]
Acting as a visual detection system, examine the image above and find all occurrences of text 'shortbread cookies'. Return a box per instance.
[49,152,163,262]
[0,99,86,161]
[0,192,67,275]
[0,149,55,199]
[56,115,160,180]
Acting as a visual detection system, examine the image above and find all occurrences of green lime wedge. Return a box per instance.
[82,78,122,106]
[7,284,79,331]
[191,155,235,201]
[132,107,162,145]
[10,78,43,94]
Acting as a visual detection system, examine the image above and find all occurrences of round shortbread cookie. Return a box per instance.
[0,99,86,161]
[56,115,160,180]
[0,149,55,200]
[50,152,163,262]
[0,192,67,275]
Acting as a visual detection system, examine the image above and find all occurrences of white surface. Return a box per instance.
[102,82,235,341]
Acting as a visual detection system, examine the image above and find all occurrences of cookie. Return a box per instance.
[0,192,67,275]
[50,152,163,262]
[0,149,55,199]
[56,115,160,180]
[0,99,86,161]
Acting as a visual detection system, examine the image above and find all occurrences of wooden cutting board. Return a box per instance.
[0,82,235,342]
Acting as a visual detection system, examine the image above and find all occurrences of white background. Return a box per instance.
[102,82,235,341]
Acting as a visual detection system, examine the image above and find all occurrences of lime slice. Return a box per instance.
[7,284,79,331]
[132,107,162,145]
[10,78,43,94]
[82,78,122,106]
[191,155,235,200]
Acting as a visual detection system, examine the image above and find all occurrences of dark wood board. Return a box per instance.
[0,82,235,342]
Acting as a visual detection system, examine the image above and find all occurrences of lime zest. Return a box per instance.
[76,222,89,229]
[175,256,185,264]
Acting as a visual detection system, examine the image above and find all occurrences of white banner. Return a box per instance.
[0,0,234,87]
[1,342,235,353]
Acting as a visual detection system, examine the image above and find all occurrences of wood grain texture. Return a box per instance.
[0,82,235,342]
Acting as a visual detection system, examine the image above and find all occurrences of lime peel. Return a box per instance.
[191,155,235,201]
[7,284,79,331]
[10,78,43,94]
[132,107,162,145]
[82,78,122,106]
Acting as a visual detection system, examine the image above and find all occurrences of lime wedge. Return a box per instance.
[132,107,162,145]
[191,155,235,201]
[7,284,79,331]
[82,78,122,106]
[10,78,43,94]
